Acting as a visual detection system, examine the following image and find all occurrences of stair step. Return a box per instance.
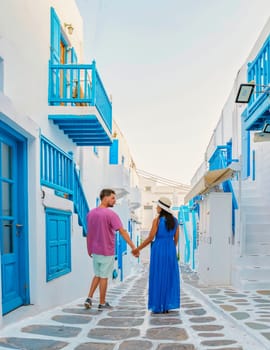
[246,242,270,255]
[246,223,270,232]
[236,254,270,265]
[246,232,270,242]
[246,213,270,221]
[232,265,270,279]
[238,279,270,291]
[241,206,269,214]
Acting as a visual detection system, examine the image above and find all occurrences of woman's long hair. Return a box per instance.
[159,209,175,231]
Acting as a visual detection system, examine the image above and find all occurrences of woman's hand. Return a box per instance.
[132,248,140,257]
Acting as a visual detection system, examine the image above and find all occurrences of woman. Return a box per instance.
[133,197,180,313]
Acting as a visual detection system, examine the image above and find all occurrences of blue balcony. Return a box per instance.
[48,61,112,146]
[243,35,270,131]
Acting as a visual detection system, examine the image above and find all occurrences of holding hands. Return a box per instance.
[132,248,140,257]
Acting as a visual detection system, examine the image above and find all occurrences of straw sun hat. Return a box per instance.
[155,197,173,214]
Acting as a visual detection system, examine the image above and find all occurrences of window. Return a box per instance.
[46,208,71,281]
[0,57,3,92]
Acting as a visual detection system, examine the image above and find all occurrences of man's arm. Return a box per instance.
[86,232,92,256]
[118,227,136,251]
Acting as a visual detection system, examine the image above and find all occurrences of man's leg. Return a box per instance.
[88,275,100,298]
[99,277,108,305]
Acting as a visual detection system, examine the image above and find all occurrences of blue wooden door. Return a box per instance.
[0,130,27,314]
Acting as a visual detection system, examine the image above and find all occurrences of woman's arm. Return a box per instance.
[132,217,159,255]
[174,224,179,246]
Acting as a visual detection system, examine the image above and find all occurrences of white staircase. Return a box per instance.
[232,179,270,290]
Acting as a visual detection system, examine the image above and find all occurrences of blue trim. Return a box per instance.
[109,139,119,164]
[71,48,77,63]
[252,150,256,181]
[241,126,251,179]
[191,208,197,270]
[50,7,61,64]
[179,206,190,264]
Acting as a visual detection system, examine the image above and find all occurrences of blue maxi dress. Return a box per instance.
[148,216,180,313]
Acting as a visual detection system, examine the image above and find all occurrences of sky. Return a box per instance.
[75,0,270,184]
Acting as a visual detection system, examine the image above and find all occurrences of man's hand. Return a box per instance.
[132,248,140,257]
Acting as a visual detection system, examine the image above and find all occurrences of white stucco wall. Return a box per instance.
[0,0,142,325]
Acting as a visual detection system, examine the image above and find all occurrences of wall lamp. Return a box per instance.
[254,122,270,142]
[235,81,270,103]
[64,23,74,35]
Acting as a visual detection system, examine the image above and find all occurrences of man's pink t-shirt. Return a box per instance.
[86,207,123,256]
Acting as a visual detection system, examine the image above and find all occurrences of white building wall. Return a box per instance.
[0,0,142,326]
[190,17,270,289]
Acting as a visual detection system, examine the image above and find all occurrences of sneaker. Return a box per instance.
[84,297,92,309]
[98,302,113,310]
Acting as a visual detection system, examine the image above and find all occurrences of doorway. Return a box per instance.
[0,123,29,315]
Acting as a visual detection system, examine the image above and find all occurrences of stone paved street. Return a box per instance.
[0,264,268,350]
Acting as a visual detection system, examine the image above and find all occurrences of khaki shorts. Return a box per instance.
[92,254,114,278]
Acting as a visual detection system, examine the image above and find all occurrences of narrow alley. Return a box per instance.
[0,264,268,350]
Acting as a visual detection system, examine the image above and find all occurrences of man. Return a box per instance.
[84,188,138,310]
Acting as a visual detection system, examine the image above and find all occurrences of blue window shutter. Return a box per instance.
[46,208,71,281]
[50,7,61,64]
[109,139,119,164]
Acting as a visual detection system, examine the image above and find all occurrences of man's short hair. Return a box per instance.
[100,188,116,200]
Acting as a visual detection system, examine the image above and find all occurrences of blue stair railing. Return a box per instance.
[40,136,89,236]
[179,206,191,264]
[73,166,90,236]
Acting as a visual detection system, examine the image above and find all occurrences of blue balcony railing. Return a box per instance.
[48,60,112,133]
[243,35,270,129]
[248,36,270,108]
